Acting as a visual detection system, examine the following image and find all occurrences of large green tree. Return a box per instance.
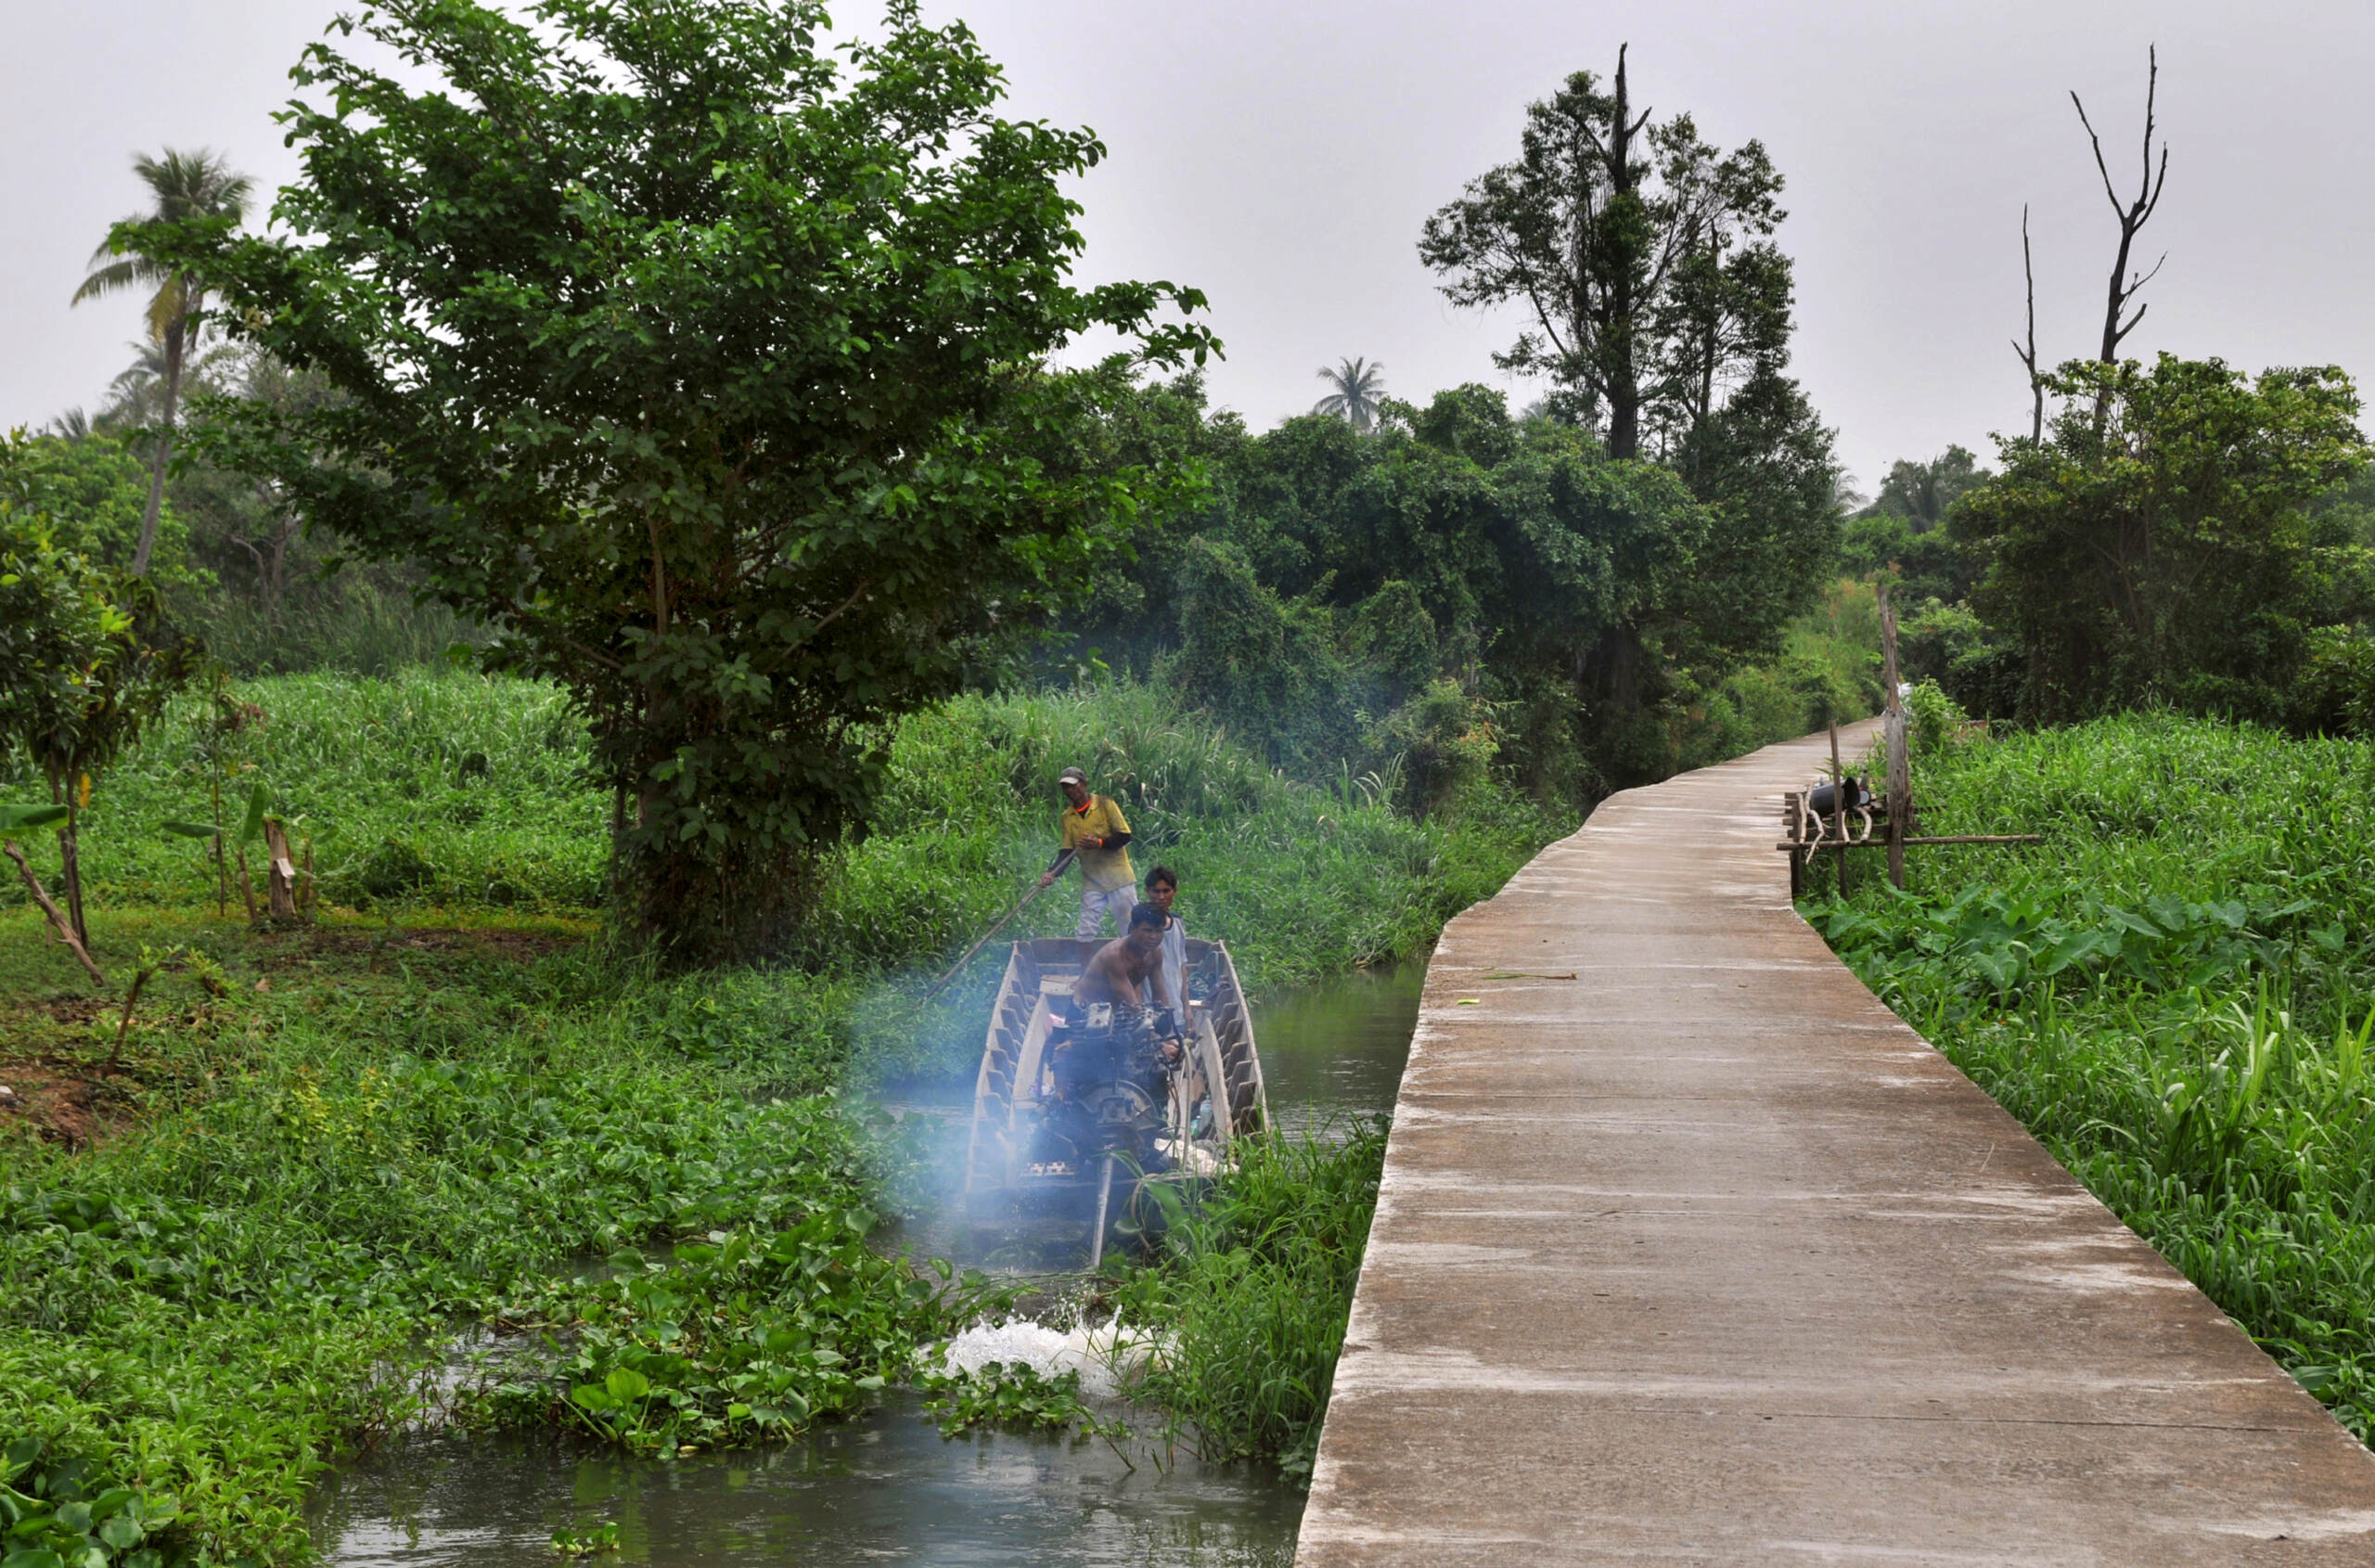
[1188,386,1717,792]
[1955,355,2370,724]
[1418,46,1789,461]
[140,0,1213,957]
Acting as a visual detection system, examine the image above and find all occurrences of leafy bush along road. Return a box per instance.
[0,673,1565,1563]
[1810,711,2375,1440]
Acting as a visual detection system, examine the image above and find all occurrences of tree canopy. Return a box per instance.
[1043,378,1837,799]
[137,0,1215,957]
[1863,445,1990,533]
[1955,355,2370,725]
[1419,47,1790,461]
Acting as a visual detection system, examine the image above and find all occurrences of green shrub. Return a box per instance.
[1906,678,1971,760]
[1367,679,1498,818]
[1896,598,2022,718]
[2290,625,2375,738]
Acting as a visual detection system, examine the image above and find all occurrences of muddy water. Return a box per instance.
[1252,958,1423,1135]
[307,958,1423,1566]
[314,1397,1296,1567]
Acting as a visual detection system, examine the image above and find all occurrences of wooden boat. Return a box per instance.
[963,937,1267,1219]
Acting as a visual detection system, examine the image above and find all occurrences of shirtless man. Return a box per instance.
[1045,905,1182,1163]
[1073,901,1178,1025]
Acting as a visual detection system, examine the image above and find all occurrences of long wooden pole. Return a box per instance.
[1880,583,1911,890]
[924,849,1076,999]
[1775,835,2044,851]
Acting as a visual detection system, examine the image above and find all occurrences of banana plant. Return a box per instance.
[0,803,71,837]
[160,782,273,921]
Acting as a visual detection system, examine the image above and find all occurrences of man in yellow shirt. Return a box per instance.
[1038,765,1137,938]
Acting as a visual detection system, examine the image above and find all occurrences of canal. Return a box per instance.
[307,959,1424,1566]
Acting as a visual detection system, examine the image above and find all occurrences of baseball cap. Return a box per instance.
[1057,765,1087,785]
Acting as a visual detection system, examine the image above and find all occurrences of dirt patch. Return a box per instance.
[42,996,108,1025]
[0,1060,136,1153]
[283,926,584,965]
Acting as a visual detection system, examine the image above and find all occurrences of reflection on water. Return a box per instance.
[1253,958,1423,1135]
[312,958,1424,1565]
[314,1394,1298,1566]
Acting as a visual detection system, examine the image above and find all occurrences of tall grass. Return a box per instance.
[1810,711,2375,1436]
[13,667,605,912]
[191,579,486,678]
[12,670,1563,1009]
[1111,1120,1388,1479]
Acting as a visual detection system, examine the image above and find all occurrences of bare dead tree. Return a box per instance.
[2071,46,2170,366]
[2010,204,2044,442]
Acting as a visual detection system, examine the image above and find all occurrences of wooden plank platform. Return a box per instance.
[1297,721,2375,1565]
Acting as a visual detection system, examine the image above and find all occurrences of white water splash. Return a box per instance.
[939,1319,1160,1400]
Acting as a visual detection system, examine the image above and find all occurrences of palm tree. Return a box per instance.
[71,148,252,578]
[97,337,236,434]
[1313,357,1387,432]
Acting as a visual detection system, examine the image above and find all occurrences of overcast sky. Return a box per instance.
[6,0,2371,493]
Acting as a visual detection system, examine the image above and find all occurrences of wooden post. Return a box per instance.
[1828,717,1849,894]
[1783,791,1804,899]
[263,820,300,920]
[1880,583,1911,890]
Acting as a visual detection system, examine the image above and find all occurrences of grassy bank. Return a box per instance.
[2,672,1568,1563]
[1807,710,2375,1438]
[1111,1121,1387,1479]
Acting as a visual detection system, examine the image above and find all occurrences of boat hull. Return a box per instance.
[964,938,1267,1218]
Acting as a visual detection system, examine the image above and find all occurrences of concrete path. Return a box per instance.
[1297,724,2375,1566]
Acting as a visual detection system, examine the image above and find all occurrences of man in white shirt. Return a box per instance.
[1146,865,1188,1015]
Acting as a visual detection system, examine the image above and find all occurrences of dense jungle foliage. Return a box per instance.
[1842,361,2375,735]
[1028,368,1850,803]
[1812,708,2375,1440]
